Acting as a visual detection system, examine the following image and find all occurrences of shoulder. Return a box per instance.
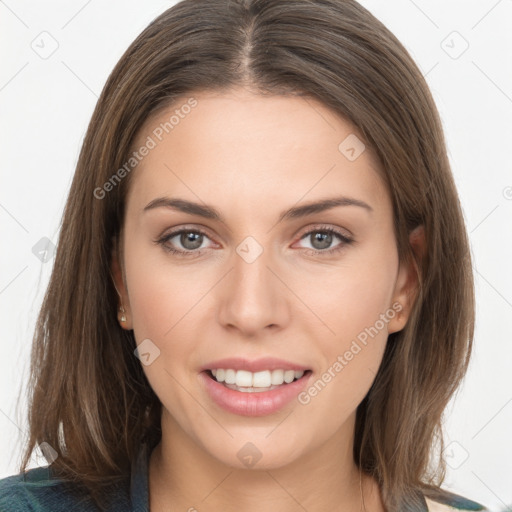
[0,466,63,512]
[424,489,489,511]
[0,466,130,512]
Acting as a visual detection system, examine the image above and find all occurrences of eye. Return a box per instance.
[155,224,354,258]
[155,228,215,257]
[295,225,353,255]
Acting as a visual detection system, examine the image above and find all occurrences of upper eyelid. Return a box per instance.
[298,223,352,238]
[161,225,215,241]
[159,224,215,240]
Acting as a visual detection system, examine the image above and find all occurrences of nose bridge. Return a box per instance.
[217,236,289,334]
[234,242,272,299]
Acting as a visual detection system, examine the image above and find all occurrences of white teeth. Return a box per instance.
[225,369,236,384]
[271,369,284,385]
[253,370,271,387]
[284,370,295,383]
[210,368,305,387]
[235,370,253,387]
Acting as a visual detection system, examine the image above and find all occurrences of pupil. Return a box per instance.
[181,232,203,250]
[312,232,331,250]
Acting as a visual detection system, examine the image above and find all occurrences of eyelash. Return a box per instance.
[155,224,354,258]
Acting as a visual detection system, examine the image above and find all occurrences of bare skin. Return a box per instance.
[112,87,421,511]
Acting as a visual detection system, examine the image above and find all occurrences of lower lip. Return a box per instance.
[198,371,312,417]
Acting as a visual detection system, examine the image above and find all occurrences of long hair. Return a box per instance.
[19,1,474,510]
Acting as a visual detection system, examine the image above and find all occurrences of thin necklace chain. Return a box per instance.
[359,469,368,512]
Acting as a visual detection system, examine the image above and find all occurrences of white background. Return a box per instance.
[1,1,511,510]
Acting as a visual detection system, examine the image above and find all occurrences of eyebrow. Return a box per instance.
[143,195,373,222]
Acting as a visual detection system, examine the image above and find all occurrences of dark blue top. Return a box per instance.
[0,442,488,511]
[0,443,149,512]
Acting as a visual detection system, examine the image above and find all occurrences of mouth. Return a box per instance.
[198,357,314,416]
[204,368,313,393]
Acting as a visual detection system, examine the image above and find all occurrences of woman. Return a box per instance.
[0,0,489,510]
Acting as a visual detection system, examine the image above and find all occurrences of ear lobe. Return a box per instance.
[387,225,425,334]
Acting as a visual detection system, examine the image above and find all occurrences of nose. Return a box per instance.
[216,245,290,337]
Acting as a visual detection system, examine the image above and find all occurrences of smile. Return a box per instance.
[210,368,305,390]
[199,367,313,416]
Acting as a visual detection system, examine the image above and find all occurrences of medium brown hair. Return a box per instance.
[19,1,474,510]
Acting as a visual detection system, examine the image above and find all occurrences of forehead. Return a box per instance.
[126,88,387,216]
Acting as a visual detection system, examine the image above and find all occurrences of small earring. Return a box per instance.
[119,305,127,323]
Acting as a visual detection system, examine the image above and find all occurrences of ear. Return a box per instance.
[111,237,133,330]
[387,225,425,334]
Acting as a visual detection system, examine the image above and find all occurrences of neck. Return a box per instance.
[148,409,385,512]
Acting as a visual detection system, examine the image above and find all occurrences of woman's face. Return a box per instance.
[114,88,414,470]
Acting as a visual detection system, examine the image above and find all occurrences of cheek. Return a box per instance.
[124,239,213,340]
[298,286,389,427]
[296,243,398,342]
[122,242,208,415]
[294,242,397,409]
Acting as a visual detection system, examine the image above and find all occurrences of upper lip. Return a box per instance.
[200,357,310,373]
